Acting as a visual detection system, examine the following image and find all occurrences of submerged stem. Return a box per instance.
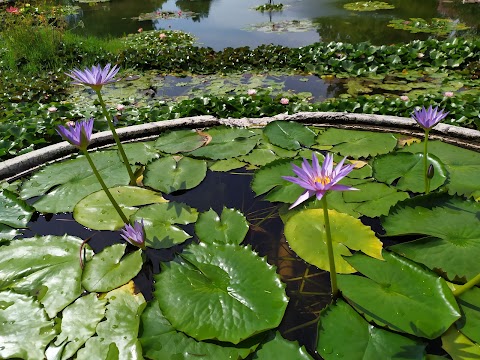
[321,195,338,299]
[424,130,430,194]
[95,89,136,185]
[82,150,130,225]
[453,273,480,297]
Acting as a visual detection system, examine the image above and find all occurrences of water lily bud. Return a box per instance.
[427,164,435,179]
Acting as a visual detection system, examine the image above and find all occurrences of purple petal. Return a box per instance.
[289,190,315,209]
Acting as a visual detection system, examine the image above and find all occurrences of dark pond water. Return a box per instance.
[66,0,480,50]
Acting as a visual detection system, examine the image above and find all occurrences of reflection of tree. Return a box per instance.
[313,15,431,45]
[437,0,480,33]
[175,0,214,22]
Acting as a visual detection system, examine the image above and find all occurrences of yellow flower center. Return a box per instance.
[314,175,331,186]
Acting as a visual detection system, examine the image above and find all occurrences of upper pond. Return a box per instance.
[68,0,480,50]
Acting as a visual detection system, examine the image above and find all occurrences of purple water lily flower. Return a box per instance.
[65,63,119,91]
[120,220,146,249]
[412,105,449,130]
[283,153,357,209]
[56,119,94,150]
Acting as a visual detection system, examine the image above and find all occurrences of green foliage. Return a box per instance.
[338,251,461,339]
[195,208,249,246]
[388,18,470,36]
[318,299,426,360]
[344,1,395,12]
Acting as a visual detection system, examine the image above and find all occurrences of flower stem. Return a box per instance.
[424,130,430,194]
[453,273,480,297]
[321,195,338,299]
[95,89,136,185]
[82,149,130,225]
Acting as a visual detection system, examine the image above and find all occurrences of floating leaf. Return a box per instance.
[188,127,260,159]
[372,152,447,193]
[251,158,305,203]
[73,186,167,230]
[338,251,461,339]
[442,327,480,360]
[108,141,160,165]
[263,121,316,150]
[401,141,480,198]
[45,293,107,360]
[0,235,93,318]
[155,129,209,153]
[155,244,288,344]
[143,156,207,193]
[82,244,143,293]
[195,208,249,246]
[284,208,383,273]
[317,299,426,360]
[77,282,146,360]
[342,182,409,217]
[344,1,395,11]
[132,202,198,249]
[385,194,480,282]
[238,148,279,166]
[0,189,33,228]
[140,299,259,359]
[456,287,480,344]
[0,224,19,240]
[253,332,314,359]
[209,158,246,172]
[316,128,397,158]
[20,151,130,213]
[0,291,56,360]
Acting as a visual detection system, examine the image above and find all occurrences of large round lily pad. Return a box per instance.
[263,121,316,150]
[155,243,288,344]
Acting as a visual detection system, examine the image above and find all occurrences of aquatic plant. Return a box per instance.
[343,1,395,12]
[411,105,449,193]
[66,64,136,184]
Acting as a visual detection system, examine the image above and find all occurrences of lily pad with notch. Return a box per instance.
[263,121,316,150]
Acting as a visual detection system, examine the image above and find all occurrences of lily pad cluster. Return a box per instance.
[388,18,470,36]
[2,121,480,358]
[343,1,395,12]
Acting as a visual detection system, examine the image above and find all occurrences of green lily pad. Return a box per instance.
[401,141,480,198]
[317,299,426,360]
[0,235,93,318]
[154,129,209,154]
[76,282,146,360]
[73,186,167,231]
[344,1,395,11]
[251,158,305,203]
[140,299,259,359]
[209,158,246,172]
[195,208,249,246]
[0,224,20,240]
[155,243,288,344]
[442,327,480,360]
[284,208,383,273]
[238,148,279,166]
[188,127,260,159]
[338,251,461,339]
[131,202,198,249]
[456,287,480,344]
[45,293,107,360]
[372,152,447,193]
[388,18,469,35]
[108,141,160,165]
[263,121,316,150]
[342,182,409,218]
[253,332,314,359]
[143,156,207,194]
[0,291,56,360]
[20,151,130,213]
[316,128,397,158]
[0,189,34,228]
[82,244,143,293]
[385,194,480,282]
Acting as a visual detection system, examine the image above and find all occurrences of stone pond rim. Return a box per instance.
[1,112,479,182]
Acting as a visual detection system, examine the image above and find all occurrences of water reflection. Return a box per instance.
[69,0,477,50]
